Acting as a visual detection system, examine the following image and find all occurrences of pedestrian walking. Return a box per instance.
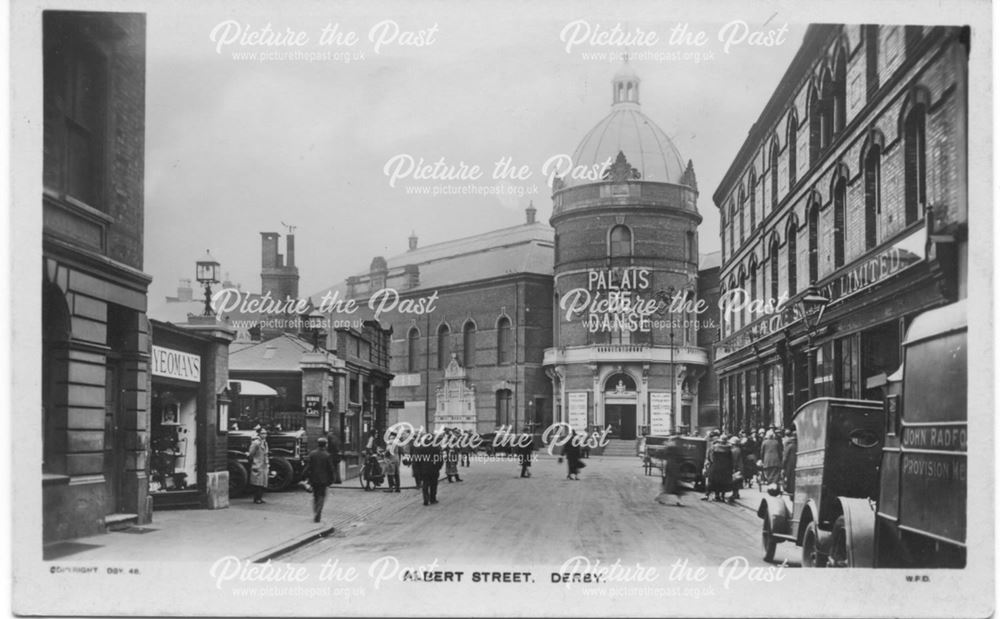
[517,434,534,478]
[728,436,743,502]
[325,430,342,484]
[701,429,720,500]
[460,431,472,467]
[782,428,798,495]
[760,430,783,490]
[444,438,462,483]
[706,435,734,501]
[382,436,402,492]
[248,429,269,504]
[412,433,443,505]
[657,436,687,506]
[302,437,336,522]
[561,430,584,480]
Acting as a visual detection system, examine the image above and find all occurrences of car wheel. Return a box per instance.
[267,456,294,492]
[227,460,248,497]
[802,522,827,568]
[828,516,849,568]
[761,512,778,563]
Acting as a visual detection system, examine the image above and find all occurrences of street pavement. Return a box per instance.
[282,453,774,567]
[44,453,802,567]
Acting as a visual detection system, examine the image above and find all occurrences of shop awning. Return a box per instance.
[229,379,278,397]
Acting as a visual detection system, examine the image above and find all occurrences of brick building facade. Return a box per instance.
[713,25,968,430]
[41,11,152,541]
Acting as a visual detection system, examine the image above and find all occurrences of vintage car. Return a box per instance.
[757,398,884,566]
[227,429,308,496]
[646,435,707,489]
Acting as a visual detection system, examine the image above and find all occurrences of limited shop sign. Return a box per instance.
[151,345,201,383]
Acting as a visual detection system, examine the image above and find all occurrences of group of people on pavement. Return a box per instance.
[699,426,798,503]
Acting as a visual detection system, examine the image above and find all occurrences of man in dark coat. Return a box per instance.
[782,429,798,495]
[517,434,534,478]
[325,430,342,484]
[412,433,443,506]
[562,430,584,480]
[706,437,734,501]
[302,437,336,522]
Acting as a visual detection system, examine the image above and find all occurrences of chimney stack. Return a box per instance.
[287,234,295,267]
[408,230,418,251]
[525,201,537,224]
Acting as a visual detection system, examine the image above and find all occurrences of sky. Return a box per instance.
[141,2,807,305]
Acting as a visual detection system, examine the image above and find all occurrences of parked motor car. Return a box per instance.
[227,429,308,496]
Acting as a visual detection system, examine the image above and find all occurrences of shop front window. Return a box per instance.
[150,389,198,494]
[837,335,859,398]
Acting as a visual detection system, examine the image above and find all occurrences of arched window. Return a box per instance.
[863,132,884,250]
[808,200,820,283]
[737,265,747,330]
[770,236,780,303]
[748,256,759,323]
[787,110,798,188]
[903,93,928,225]
[787,217,798,296]
[463,321,476,368]
[738,186,746,242]
[769,140,780,213]
[729,202,737,255]
[809,85,822,165]
[609,225,632,265]
[437,323,451,370]
[495,389,512,426]
[496,316,512,365]
[407,327,419,373]
[832,50,847,134]
[865,26,879,100]
[833,171,847,268]
[749,168,757,227]
[820,69,834,150]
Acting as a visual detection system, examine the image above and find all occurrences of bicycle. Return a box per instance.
[359,451,386,491]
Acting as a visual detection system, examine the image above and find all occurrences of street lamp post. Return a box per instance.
[797,286,831,405]
[195,250,220,317]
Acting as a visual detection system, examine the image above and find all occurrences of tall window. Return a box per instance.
[463,321,476,368]
[865,26,879,100]
[44,18,108,209]
[787,218,798,296]
[787,111,798,188]
[738,267,747,330]
[495,389,512,426]
[749,169,757,227]
[819,70,833,149]
[437,324,451,370]
[729,202,737,255]
[770,238,780,302]
[769,140,780,213]
[808,202,820,283]
[809,86,822,165]
[738,187,746,241]
[496,316,512,365]
[833,175,846,268]
[720,212,727,262]
[686,231,696,263]
[903,100,927,225]
[863,137,883,250]
[749,257,758,323]
[833,51,847,135]
[407,327,419,372]
[609,225,632,265]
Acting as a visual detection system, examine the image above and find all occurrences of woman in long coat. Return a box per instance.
[563,430,583,480]
[760,430,783,488]
[706,438,734,501]
[248,429,270,504]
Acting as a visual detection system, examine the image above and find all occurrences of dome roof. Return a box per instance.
[563,61,687,187]
[569,107,686,186]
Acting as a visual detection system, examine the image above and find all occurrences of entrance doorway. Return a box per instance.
[605,404,636,440]
[104,362,125,515]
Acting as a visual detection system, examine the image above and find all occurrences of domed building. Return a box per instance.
[544,61,712,440]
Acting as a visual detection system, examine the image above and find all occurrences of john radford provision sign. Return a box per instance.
[151,345,201,383]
